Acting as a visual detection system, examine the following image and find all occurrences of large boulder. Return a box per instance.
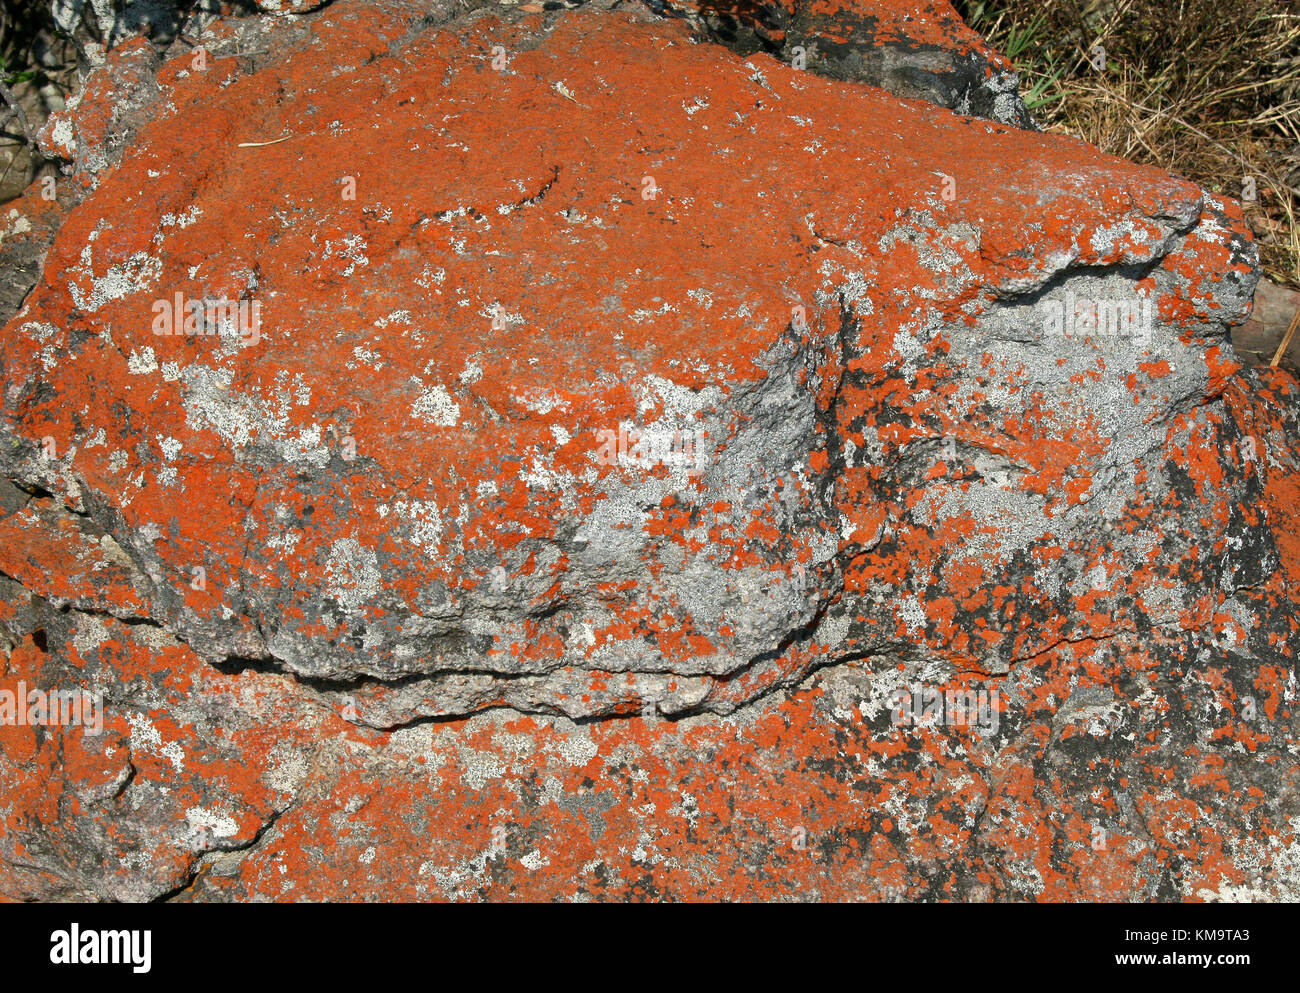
[0,0,1295,901]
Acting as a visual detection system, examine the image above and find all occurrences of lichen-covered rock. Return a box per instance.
[0,0,1295,902]
[660,0,1033,127]
[2,497,1297,900]
[254,0,333,12]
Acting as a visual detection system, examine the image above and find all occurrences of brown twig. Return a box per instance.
[1269,304,1300,367]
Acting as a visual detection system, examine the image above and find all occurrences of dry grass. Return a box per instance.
[957,0,1300,289]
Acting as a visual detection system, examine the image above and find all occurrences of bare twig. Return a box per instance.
[1270,304,1300,367]
[0,78,41,157]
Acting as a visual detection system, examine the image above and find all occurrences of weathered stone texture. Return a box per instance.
[0,0,1294,902]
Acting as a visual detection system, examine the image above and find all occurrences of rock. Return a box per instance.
[0,80,63,205]
[49,0,200,50]
[660,0,1033,127]
[1234,275,1300,372]
[255,0,336,12]
[0,0,1264,720]
[0,0,1296,902]
[35,38,163,187]
[0,189,69,327]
